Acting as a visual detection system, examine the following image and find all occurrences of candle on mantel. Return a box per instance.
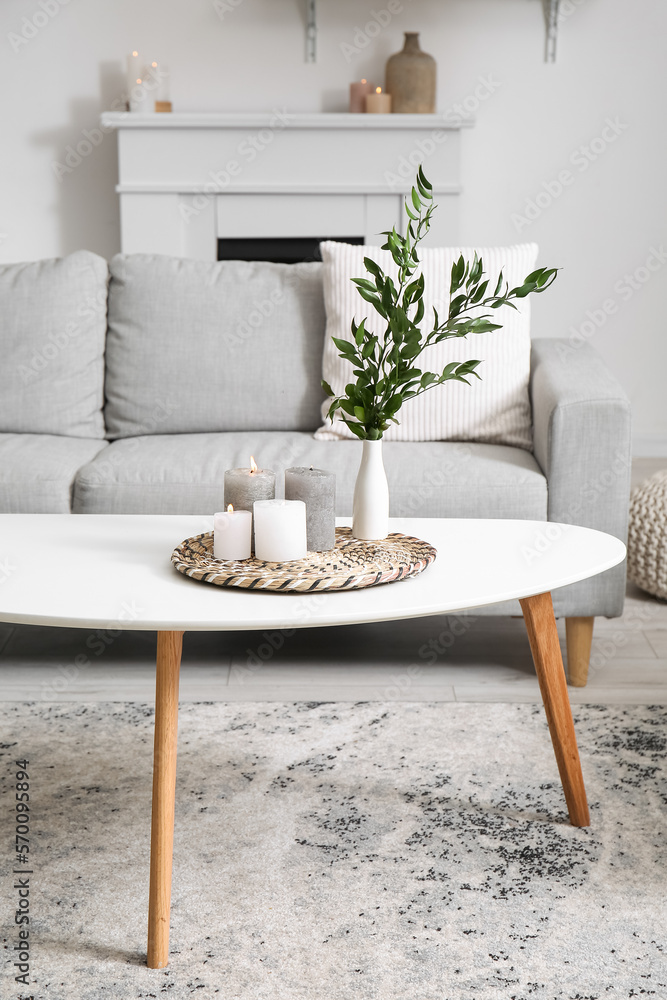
[126,50,142,96]
[285,467,336,552]
[128,63,152,114]
[254,499,308,562]
[349,78,373,113]
[147,59,172,112]
[213,505,252,561]
[366,86,392,114]
[224,457,276,543]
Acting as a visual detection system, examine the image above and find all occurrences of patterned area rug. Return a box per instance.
[0,701,666,999]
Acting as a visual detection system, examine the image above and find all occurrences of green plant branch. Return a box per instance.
[322,166,558,440]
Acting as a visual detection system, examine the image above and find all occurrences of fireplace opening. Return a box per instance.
[217,236,364,265]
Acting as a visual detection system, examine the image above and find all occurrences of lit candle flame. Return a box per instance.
[249,456,258,474]
[132,50,138,57]
[361,78,367,84]
[136,78,142,85]
[227,503,234,513]
[151,61,158,68]
[376,87,382,94]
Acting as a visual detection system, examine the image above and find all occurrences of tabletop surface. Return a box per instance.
[0,515,626,632]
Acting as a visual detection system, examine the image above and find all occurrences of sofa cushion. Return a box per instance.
[73,431,547,519]
[104,255,327,438]
[0,434,108,513]
[0,251,108,438]
[316,241,538,449]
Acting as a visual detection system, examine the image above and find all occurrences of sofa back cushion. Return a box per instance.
[104,254,327,438]
[0,251,107,438]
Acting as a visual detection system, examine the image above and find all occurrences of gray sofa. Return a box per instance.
[0,251,632,683]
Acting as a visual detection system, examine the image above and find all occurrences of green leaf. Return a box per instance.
[420,372,438,388]
[411,187,422,213]
[400,342,422,359]
[332,336,357,357]
[451,256,465,292]
[385,392,403,416]
[466,254,483,287]
[363,257,383,277]
[417,165,433,192]
[470,279,489,304]
[414,298,425,326]
[353,405,366,421]
[355,286,385,310]
[449,293,467,318]
[403,278,423,304]
[342,419,366,439]
[508,283,533,299]
[321,379,334,397]
[455,359,483,376]
[467,318,502,333]
[381,279,396,313]
[534,267,559,290]
[404,199,419,222]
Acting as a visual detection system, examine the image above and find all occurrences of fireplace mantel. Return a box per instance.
[101,112,473,259]
[101,111,475,131]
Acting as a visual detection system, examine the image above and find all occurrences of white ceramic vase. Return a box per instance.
[352,439,389,540]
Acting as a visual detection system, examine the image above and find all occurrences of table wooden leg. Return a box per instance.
[520,593,590,827]
[147,630,184,969]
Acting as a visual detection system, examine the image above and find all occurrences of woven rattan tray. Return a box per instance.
[172,526,437,593]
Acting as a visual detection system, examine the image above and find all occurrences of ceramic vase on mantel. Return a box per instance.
[386,32,436,114]
[352,440,389,541]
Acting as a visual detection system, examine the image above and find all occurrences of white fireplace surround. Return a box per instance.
[101,112,473,261]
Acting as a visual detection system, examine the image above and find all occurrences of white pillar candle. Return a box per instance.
[213,505,252,561]
[128,74,152,113]
[126,50,142,95]
[253,500,307,563]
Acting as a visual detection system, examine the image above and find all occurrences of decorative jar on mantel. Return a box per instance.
[386,32,436,114]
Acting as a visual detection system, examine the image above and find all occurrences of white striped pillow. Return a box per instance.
[315,241,538,450]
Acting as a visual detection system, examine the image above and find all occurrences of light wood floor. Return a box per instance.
[1,459,664,705]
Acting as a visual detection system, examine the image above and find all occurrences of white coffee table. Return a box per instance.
[0,514,626,968]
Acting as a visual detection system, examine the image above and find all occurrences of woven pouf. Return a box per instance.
[627,469,667,600]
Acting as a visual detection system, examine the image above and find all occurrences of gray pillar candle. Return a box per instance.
[224,460,276,544]
[284,467,336,552]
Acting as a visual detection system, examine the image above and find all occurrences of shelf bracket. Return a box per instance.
[543,0,560,62]
[306,0,317,63]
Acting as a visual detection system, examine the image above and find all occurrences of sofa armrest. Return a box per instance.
[529,338,632,617]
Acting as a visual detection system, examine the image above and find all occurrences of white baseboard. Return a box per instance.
[633,433,667,457]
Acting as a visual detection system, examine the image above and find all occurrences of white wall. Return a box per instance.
[1,0,665,451]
